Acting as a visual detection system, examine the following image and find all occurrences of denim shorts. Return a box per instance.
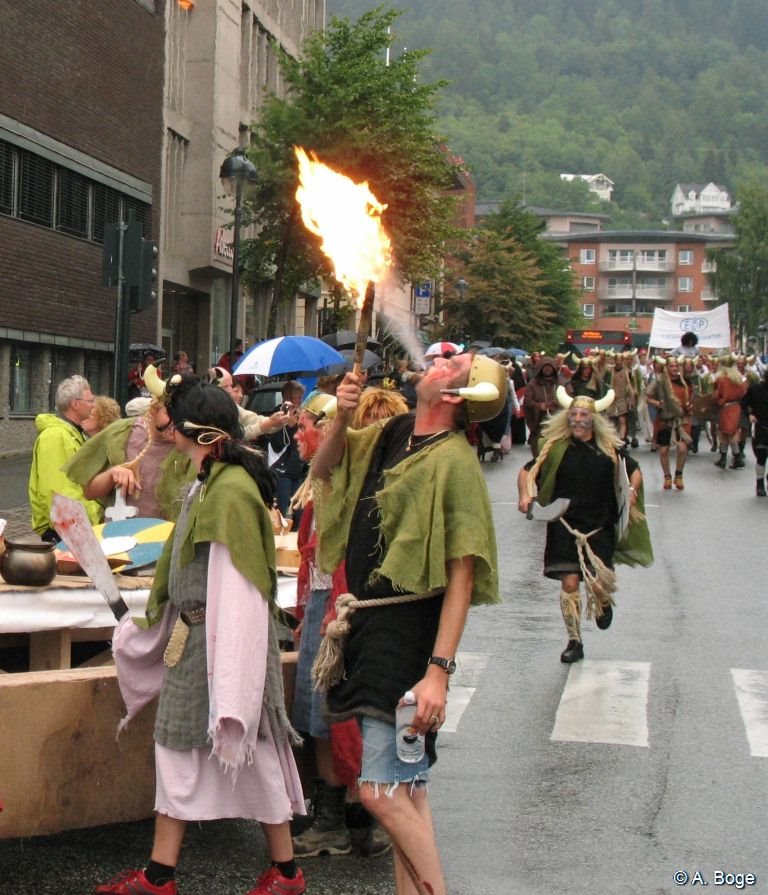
[359,716,430,789]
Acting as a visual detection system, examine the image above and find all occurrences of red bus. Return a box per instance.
[564,329,632,355]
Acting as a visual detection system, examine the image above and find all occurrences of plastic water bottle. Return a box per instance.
[395,690,425,763]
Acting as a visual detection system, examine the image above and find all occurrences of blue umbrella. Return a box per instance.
[233,336,344,377]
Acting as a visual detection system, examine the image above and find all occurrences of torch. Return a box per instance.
[294,147,391,377]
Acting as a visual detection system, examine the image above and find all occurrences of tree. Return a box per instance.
[239,7,459,337]
[440,202,580,349]
[707,181,768,345]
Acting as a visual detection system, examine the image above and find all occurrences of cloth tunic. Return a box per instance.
[716,377,747,435]
[531,438,639,579]
[112,471,304,824]
[316,415,498,737]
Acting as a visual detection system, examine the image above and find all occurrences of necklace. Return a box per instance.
[406,428,452,452]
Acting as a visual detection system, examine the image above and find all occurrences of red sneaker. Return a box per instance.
[245,866,306,895]
[94,869,177,895]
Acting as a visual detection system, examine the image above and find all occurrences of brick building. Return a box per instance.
[546,230,735,345]
[0,0,164,452]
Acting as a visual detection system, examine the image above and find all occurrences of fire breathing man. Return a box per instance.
[517,387,653,663]
[309,353,503,895]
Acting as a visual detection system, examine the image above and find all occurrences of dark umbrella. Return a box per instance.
[328,348,383,373]
[129,342,166,363]
[478,346,507,357]
[468,340,492,350]
[321,330,381,351]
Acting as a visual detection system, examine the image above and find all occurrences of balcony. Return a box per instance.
[599,257,675,273]
[598,285,672,302]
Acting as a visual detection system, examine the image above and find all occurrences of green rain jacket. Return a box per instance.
[29,414,102,535]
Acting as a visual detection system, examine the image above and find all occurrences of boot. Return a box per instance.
[757,479,766,497]
[359,820,392,857]
[714,451,727,469]
[730,452,745,470]
[559,590,583,663]
[292,782,351,857]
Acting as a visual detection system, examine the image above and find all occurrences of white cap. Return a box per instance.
[125,397,152,417]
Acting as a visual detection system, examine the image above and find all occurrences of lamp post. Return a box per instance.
[219,147,258,367]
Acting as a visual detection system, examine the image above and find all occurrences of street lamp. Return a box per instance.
[219,147,258,366]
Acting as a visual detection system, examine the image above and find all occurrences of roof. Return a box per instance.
[674,182,730,195]
[542,229,735,245]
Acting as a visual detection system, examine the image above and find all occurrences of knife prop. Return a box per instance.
[50,494,129,621]
[526,497,571,522]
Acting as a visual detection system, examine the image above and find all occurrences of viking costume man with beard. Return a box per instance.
[517,388,653,663]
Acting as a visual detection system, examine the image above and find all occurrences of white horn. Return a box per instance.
[594,388,615,414]
[440,382,500,401]
[556,385,573,409]
[143,364,166,398]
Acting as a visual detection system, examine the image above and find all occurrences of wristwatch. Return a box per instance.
[428,655,457,674]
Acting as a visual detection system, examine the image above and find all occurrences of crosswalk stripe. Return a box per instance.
[442,652,488,733]
[551,659,650,747]
[731,669,768,758]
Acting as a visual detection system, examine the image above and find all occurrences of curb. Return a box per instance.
[0,450,32,462]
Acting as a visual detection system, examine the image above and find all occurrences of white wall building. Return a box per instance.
[670,182,731,218]
[560,172,614,202]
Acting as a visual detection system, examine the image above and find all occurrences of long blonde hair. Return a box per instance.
[526,408,623,499]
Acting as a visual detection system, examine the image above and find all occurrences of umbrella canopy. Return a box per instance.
[233,336,344,378]
[425,341,461,358]
[129,342,166,363]
[321,330,381,351]
[468,340,492,350]
[477,346,507,357]
[328,348,383,373]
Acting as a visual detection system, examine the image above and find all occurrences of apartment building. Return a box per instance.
[548,230,735,343]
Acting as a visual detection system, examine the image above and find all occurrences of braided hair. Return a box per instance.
[166,374,275,506]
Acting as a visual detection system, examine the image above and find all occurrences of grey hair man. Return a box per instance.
[28,375,102,541]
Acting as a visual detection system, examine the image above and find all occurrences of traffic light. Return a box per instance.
[123,217,158,313]
[130,238,158,313]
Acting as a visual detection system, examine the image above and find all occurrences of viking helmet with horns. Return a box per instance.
[556,385,615,414]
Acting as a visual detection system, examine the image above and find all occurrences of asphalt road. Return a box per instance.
[1,443,766,894]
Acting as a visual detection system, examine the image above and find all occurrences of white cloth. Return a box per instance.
[112,541,304,822]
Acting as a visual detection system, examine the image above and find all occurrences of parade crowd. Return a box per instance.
[16,333,768,895]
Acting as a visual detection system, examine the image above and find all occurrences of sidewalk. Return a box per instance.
[0,504,32,539]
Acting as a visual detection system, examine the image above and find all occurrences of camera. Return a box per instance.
[280,401,294,413]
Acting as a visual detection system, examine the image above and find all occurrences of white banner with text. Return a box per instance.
[649,304,730,349]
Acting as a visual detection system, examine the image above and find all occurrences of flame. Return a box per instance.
[295,147,392,306]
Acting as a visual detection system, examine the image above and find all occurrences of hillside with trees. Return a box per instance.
[327,0,768,225]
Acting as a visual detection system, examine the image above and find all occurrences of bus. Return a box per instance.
[562,329,633,355]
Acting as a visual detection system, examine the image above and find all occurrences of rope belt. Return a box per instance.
[312,590,441,691]
[558,518,617,620]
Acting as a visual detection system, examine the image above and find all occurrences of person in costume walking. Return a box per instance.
[645,356,692,491]
[517,387,653,664]
[310,353,503,895]
[741,366,768,497]
[95,373,306,895]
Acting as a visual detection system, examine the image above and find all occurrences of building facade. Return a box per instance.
[0,0,165,454]
[0,0,326,454]
[549,230,734,344]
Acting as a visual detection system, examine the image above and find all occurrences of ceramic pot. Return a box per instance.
[0,538,57,587]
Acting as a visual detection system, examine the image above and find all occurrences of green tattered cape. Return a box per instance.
[140,462,278,628]
[536,439,654,568]
[315,422,499,606]
[64,417,195,521]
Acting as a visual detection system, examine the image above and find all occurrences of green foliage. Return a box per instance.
[440,202,580,349]
[329,0,768,218]
[708,181,768,339]
[240,7,459,335]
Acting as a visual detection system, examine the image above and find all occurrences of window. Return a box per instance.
[56,168,90,238]
[679,250,693,265]
[93,183,122,244]
[581,276,595,291]
[18,151,54,226]
[9,345,33,414]
[582,303,595,318]
[48,349,75,410]
[677,305,691,312]
[580,248,596,264]
[678,277,693,292]
[0,141,14,215]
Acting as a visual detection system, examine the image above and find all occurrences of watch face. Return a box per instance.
[447,659,457,674]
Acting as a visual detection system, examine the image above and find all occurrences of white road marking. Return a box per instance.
[551,659,650,747]
[442,652,489,733]
[731,669,768,758]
